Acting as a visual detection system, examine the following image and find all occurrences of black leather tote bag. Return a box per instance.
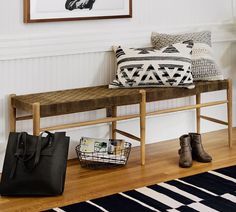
[0,131,70,196]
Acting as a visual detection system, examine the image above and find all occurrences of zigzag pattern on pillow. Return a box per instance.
[110,41,194,89]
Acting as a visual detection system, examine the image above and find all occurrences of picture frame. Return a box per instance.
[24,0,132,23]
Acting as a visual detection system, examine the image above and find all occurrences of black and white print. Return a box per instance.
[110,41,195,89]
[25,0,131,23]
[65,0,96,11]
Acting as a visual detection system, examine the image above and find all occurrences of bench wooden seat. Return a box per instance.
[12,80,228,116]
[9,79,232,165]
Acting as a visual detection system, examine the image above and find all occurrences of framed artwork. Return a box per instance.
[24,0,132,23]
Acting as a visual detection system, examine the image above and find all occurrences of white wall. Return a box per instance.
[1,0,236,170]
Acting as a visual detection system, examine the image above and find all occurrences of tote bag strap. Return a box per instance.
[33,131,53,167]
[10,132,30,178]
[15,132,35,162]
[10,131,53,178]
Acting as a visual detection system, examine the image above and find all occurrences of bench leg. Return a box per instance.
[111,106,117,139]
[227,79,233,148]
[140,90,146,166]
[33,102,41,136]
[196,93,201,134]
[9,94,16,132]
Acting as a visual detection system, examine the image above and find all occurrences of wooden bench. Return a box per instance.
[9,79,232,165]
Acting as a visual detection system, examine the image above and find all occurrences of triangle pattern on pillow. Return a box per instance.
[110,41,194,88]
[162,45,180,53]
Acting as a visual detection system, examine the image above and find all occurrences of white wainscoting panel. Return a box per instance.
[0,0,236,170]
[0,44,235,171]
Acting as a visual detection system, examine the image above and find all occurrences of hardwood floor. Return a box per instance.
[0,128,236,212]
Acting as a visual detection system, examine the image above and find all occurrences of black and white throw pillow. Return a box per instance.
[151,31,224,81]
[109,41,195,89]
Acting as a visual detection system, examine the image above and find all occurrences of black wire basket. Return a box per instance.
[75,139,132,169]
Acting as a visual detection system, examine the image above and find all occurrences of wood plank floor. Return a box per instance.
[0,128,236,212]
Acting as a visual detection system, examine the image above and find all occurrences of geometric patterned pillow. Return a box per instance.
[151,31,224,81]
[109,41,195,89]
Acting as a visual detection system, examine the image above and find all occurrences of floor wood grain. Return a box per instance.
[0,128,236,212]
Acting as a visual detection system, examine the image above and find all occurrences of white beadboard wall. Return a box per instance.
[1,0,236,170]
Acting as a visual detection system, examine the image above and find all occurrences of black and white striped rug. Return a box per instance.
[46,165,236,212]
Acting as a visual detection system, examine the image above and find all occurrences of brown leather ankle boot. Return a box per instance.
[189,133,212,163]
[179,135,192,168]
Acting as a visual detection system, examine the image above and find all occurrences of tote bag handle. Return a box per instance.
[10,131,53,178]
[34,131,53,167]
